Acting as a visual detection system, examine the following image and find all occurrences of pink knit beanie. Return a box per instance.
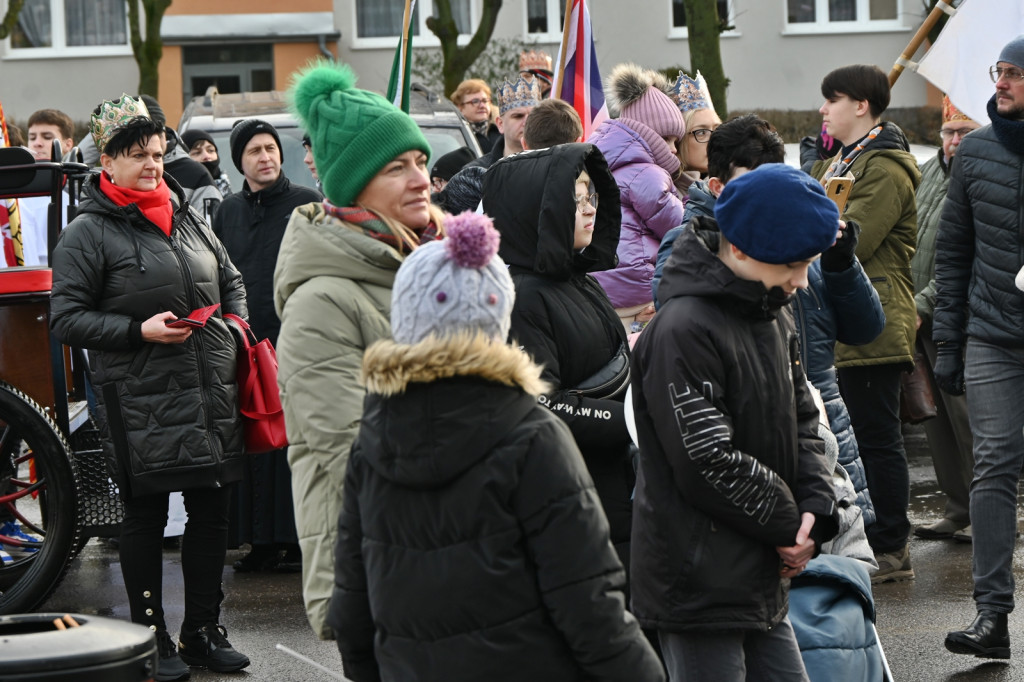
[620,86,685,141]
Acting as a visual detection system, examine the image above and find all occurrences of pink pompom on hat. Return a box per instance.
[390,212,516,345]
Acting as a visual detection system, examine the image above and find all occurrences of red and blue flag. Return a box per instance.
[553,0,609,141]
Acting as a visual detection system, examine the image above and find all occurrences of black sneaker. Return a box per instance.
[155,629,190,681]
[178,623,250,672]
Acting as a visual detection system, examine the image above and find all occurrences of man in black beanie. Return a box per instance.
[213,117,320,574]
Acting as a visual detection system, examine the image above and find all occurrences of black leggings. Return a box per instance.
[119,486,231,632]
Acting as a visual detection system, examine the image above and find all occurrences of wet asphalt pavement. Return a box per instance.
[32,424,1024,681]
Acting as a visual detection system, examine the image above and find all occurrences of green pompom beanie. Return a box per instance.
[289,60,431,208]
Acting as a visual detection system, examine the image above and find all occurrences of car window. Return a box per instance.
[421,128,477,174]
[208,129,318,194]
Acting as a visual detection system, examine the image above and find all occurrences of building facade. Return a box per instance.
[1,0,933,127]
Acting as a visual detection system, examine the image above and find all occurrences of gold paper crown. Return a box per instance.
[519,50,553,75]
[670,70,713,113]
[497,76,542,116]
[90,94,151,152]
[942,95,971,124]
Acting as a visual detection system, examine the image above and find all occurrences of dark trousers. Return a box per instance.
[120,486,232,633]
[838,363,911,554]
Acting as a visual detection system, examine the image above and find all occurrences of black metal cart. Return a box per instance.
[0,141,123,614]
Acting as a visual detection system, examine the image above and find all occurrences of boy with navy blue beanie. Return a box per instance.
[630,163,841,681]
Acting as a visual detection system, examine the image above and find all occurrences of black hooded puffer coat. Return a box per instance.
[482,143,636,563]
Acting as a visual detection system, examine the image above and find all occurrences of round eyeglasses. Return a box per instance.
[574,192,599,211]
[989,65,1024,83]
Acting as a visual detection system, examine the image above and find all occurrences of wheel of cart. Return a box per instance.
[0,143,124,614]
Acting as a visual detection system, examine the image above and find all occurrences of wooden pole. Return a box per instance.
[889,1,955,87]
[552,0,576,99]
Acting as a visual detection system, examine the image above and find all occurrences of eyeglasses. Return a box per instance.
[462,97,490,107]
[574,192,599,211]
[688,128,713,144]
[938,127,975,140]
[989,65,1024,83]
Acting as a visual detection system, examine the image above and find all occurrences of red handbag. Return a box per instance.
[224,313,288,453]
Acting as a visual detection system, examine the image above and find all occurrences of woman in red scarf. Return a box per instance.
[50,96,249,681]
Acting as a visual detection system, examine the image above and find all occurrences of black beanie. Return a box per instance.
[431,146,476,182]
[139,95,166,127]
[229,118,283,173]
[181,129,217,153]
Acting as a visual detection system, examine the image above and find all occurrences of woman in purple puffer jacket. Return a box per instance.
[590,64,686,332]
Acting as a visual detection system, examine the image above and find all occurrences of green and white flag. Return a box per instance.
[387,0,417,113]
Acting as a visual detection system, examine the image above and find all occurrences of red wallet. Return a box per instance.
[166,303,222,328]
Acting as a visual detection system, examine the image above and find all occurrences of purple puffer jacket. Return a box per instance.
[589,119,685,309]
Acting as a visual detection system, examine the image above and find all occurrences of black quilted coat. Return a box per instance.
[50,172,248,498]
[934,96,1024,349]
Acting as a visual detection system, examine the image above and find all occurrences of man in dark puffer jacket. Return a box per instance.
[631,164,839,680]
[213,118,321,573]
[937,35,1024,660]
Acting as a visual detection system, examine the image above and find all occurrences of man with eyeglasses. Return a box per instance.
[910,96,979,550]
[936,35,1024,660]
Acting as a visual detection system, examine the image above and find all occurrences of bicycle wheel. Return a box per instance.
[0,380,80,614]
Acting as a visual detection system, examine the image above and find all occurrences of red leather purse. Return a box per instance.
[224,314,288,453]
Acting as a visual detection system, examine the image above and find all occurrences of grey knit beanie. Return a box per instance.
[999,35,1024,69]
[391,212,515,345]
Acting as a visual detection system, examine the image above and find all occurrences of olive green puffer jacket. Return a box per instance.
[813,122,921,368]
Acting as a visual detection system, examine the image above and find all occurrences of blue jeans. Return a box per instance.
[964,339,1024,613]
[658,617,809,682]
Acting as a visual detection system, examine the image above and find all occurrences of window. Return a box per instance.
[786,0,903,33]
[670,0,736,39]
[7,0,130,57]
[353,0,474,48]
[527,0,567,37]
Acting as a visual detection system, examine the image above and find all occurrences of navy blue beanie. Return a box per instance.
[714,163,839,264]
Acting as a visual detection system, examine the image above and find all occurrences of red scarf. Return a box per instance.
[100,172,174,236]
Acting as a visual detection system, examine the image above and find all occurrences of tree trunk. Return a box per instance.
[127,0,172,97]
[427,0,504,97]
[682,0,728,119]
[0,0,26,40]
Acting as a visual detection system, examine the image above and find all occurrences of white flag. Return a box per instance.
[916,0,1024,124]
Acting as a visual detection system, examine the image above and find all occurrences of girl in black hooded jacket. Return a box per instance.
[482,143,635,566]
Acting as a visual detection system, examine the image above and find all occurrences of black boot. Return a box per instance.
[178,623,250,672]
[945,610,1011,659]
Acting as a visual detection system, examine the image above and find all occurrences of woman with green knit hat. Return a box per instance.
[273,59,445,640]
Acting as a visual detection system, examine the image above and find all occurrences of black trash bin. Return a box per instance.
[0,613,156,681]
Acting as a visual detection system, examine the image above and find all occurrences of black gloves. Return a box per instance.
[820,220,861,273]
[933,342,966,396]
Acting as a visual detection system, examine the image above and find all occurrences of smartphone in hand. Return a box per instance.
[166,303,221,328]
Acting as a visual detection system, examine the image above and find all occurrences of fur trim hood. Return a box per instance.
[606,63,670,118]
[363,331,549,397]
[356,332,551,488]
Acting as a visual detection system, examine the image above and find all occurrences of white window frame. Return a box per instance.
[782,0,908,35]
[667,0,741,40]
[3,0,132,60]
[351,0,478,50]
[523,0,567,43]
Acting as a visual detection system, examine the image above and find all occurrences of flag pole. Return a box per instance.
[552,0,575,97]
[888,0,957,87]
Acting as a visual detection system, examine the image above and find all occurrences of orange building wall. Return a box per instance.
[274,43,335,91]
[166,0,332,15]
[159,46,185,127]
